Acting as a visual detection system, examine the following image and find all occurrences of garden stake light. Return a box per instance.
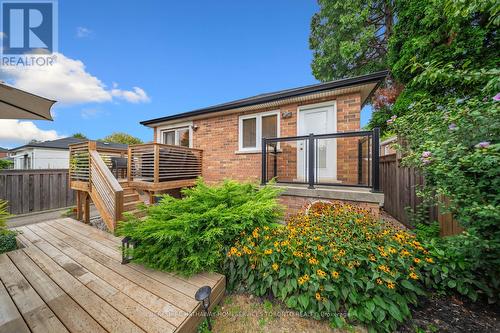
[195,286,212,330]
[121,236,137,264]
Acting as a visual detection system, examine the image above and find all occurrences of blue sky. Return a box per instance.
[0,0,372,148]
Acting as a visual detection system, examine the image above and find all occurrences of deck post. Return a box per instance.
[76,190,83,220]
[83,192,90,224]
[127,146,132,182]
[308,133,315,189]
[154,144,160,184]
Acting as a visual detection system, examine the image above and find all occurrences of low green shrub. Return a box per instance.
[117,179,283,275]
[225,202,437,332]
[421,229,499,303]
[0,230,17,254]
[0,200,16,254]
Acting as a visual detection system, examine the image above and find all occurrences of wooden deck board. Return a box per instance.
[0,278,30,333]
[0,253,68,333]
[1,218,225,333]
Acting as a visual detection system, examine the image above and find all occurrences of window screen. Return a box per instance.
[242,118,257,148]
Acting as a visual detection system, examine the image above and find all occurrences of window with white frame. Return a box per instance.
[238,111,279,151]
[161,126,191,147]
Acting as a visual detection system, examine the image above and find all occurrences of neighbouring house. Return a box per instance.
[0,147,9,159]
[68,71,388,231]
[10,137,127,169]
[380,136,397,156]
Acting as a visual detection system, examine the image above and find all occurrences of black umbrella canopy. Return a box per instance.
[0,82,56,120]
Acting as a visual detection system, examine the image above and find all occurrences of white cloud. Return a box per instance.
[0,52,150,105]
[76,27,92,38]
[0,120,62,146]
[111,86,150,103]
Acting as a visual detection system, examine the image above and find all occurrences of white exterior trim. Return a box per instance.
[237,110,280,153]
[156,121,194,148]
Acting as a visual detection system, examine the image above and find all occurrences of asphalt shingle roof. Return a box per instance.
[10,137,128,151]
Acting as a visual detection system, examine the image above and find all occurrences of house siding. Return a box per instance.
[181,92,362,184]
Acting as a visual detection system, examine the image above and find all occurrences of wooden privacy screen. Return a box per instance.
[0,169,75,214]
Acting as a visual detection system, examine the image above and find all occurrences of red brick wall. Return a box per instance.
[155,92,362,184]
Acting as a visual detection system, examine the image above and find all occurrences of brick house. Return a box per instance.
[139,71,387,215]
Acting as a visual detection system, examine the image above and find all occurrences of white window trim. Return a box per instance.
[157,121,193,148]
[238,110,280,153]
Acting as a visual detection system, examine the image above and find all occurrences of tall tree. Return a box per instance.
[309,0,395,81]
[101,132,143,145]
[72,133,88,139]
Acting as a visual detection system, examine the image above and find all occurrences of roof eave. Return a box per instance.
[140,70,388,126]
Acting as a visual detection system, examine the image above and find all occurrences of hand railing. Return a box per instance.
[261,128,381,192]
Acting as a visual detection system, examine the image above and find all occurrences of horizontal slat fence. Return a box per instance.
[0,169,75,214]
[380,154,462,236]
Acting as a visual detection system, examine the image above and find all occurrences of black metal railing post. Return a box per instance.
[273,144,277,179]
[371,128,380,192]
[308,133,315,189]
[261,138,267,185]
[357,139,363,184]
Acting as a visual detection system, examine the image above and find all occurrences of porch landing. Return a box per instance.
[1,218,225,333]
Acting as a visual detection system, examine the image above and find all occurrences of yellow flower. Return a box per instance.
[331,271,339,279]
[274,241,280,248]
[308,257,319,265]
[389,247,397,254]
[317,245,324,251]
[315,292,322,301]
[376,278,383,285]
[252,229,259,238]
[425,257,434,263]
[400,249,410,257]
[236,251,242,257]
[230,247,238,254]
[264,249,273,255]
[281,240,289,247]
[409,272,418,280]
[369,254,377,262]
[298,277,305,285]
[414,258,421,264]
[272,263,279,271]
[293,251,303,258]
[263,226,269,230]
[386,282,395,289]
[316,269,327,278]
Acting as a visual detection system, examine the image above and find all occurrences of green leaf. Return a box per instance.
[447,280,457,288]
[388,303,403,322]
[298,294,309,310]
[286,296,297,308]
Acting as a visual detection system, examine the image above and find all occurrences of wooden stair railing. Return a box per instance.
[88,149,124,231]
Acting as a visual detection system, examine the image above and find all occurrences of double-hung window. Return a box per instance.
[238,111,279,152]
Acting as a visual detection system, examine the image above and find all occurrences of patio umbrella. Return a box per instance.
[0,82,56,120]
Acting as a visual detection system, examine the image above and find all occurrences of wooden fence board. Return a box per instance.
[380,154,461,236]
[0,169,75,215]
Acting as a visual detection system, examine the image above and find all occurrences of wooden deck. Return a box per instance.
[0,218,225,333]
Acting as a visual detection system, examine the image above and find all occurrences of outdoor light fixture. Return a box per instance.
[282,111,293,119]
[195,285,212,330]
[121,236,137,264]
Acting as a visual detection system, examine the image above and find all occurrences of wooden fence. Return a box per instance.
[380,154,463,236]
[0,169,75,215]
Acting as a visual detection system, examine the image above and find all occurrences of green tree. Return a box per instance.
[386,0,499,301]
[101,132,143,145]
[72,133,88,139]
[309,0,395,81]
[0,160,12,170]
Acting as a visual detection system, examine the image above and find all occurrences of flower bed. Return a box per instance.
[225,202,437,332]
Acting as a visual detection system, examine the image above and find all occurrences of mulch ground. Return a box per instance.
[398,294,500,333]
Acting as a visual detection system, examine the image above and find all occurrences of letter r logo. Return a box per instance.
[2,1,57,55]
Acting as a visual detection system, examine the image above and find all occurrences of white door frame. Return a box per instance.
[297,101,337,182]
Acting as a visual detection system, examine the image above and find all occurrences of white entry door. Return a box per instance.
[297,104,337,183]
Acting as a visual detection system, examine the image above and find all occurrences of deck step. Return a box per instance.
[123,193,140,203]
[122,188,135,195]
[127,209,147,218]
[123,200,143,212]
